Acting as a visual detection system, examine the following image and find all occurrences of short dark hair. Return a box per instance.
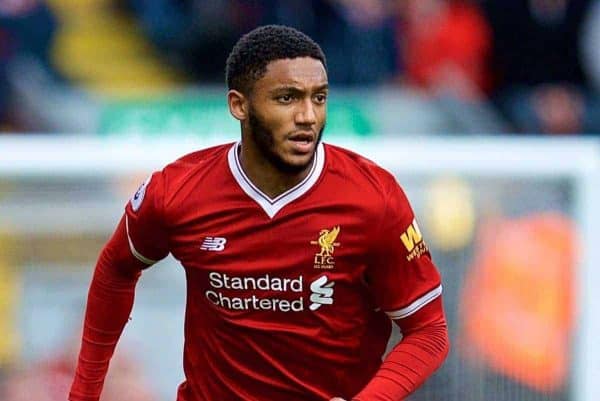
[226,25,327,94]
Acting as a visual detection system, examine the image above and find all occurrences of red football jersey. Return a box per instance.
[125,142,442,401]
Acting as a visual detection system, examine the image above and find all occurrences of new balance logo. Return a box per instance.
[200,237,227,252]
[309,275,335,311]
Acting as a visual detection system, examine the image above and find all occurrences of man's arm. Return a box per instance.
[339,174,450,400]
[69,216,148,401]
[70,171,168,401]
[351,297,449,401]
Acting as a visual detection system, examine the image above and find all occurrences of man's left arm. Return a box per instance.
[333,175,450,400]
[350,296,449,401]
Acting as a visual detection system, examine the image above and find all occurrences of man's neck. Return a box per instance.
[238,143,313,199]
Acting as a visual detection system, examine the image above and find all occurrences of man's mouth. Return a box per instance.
[287,132,315,153]
[288,132,314,144]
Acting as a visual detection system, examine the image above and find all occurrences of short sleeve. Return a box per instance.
[366,178,442,321]
[124,171,170,264]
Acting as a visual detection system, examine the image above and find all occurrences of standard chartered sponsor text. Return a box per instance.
[209,272,303,291]
[206,272,304,312]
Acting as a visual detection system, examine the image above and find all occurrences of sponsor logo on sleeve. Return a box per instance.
[400,218,429,261]
[130,175,152,212]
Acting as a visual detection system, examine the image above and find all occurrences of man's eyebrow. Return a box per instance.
[269,84,329,94]
[269,86,304,94]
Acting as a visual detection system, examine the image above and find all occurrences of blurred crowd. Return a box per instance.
[2,0,600,133]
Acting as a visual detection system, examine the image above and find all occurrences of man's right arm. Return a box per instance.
[69,215,148,401]
[70,171,169,401]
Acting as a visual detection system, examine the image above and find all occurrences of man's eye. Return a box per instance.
[278,94,293,103]
[314,94,327,103]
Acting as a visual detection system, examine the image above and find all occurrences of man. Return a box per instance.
[69,25,449,401]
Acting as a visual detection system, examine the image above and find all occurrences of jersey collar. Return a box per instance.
[227,141,325,218]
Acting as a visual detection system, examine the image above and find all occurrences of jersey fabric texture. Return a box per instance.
[71,142,445,401]
[126,142,442,400]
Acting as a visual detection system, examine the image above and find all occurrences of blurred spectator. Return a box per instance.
[396,0,492,101]
[277,0,398,85]
[124,0,271,82]
[0,0,57,130]
[482,0,600,134]
[581,0,600,92]
[126,0,398,85]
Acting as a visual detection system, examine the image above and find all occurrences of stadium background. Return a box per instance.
[1,0,600,400]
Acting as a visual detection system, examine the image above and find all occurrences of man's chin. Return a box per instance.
[272,153,315,175]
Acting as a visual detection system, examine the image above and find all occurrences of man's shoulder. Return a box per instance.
[152,142,233,198]
[169,142,233,169]
[159,142,232,178]
[324,143,397,189]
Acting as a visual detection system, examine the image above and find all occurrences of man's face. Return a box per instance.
[245,57,328,174]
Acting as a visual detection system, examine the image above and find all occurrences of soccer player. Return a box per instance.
[69,25,449,401]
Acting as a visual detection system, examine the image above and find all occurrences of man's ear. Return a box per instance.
[228,89,248,121]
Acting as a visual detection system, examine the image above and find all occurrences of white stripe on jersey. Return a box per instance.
[227,142,325,219]
[385,285,442,320]
[125,215,158,265]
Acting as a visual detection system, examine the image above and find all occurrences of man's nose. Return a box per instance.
[295,98,317,125]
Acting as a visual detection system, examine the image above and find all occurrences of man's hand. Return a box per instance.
[329,398,347,401]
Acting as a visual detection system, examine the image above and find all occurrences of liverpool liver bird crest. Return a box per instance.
[315,226,340,256]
